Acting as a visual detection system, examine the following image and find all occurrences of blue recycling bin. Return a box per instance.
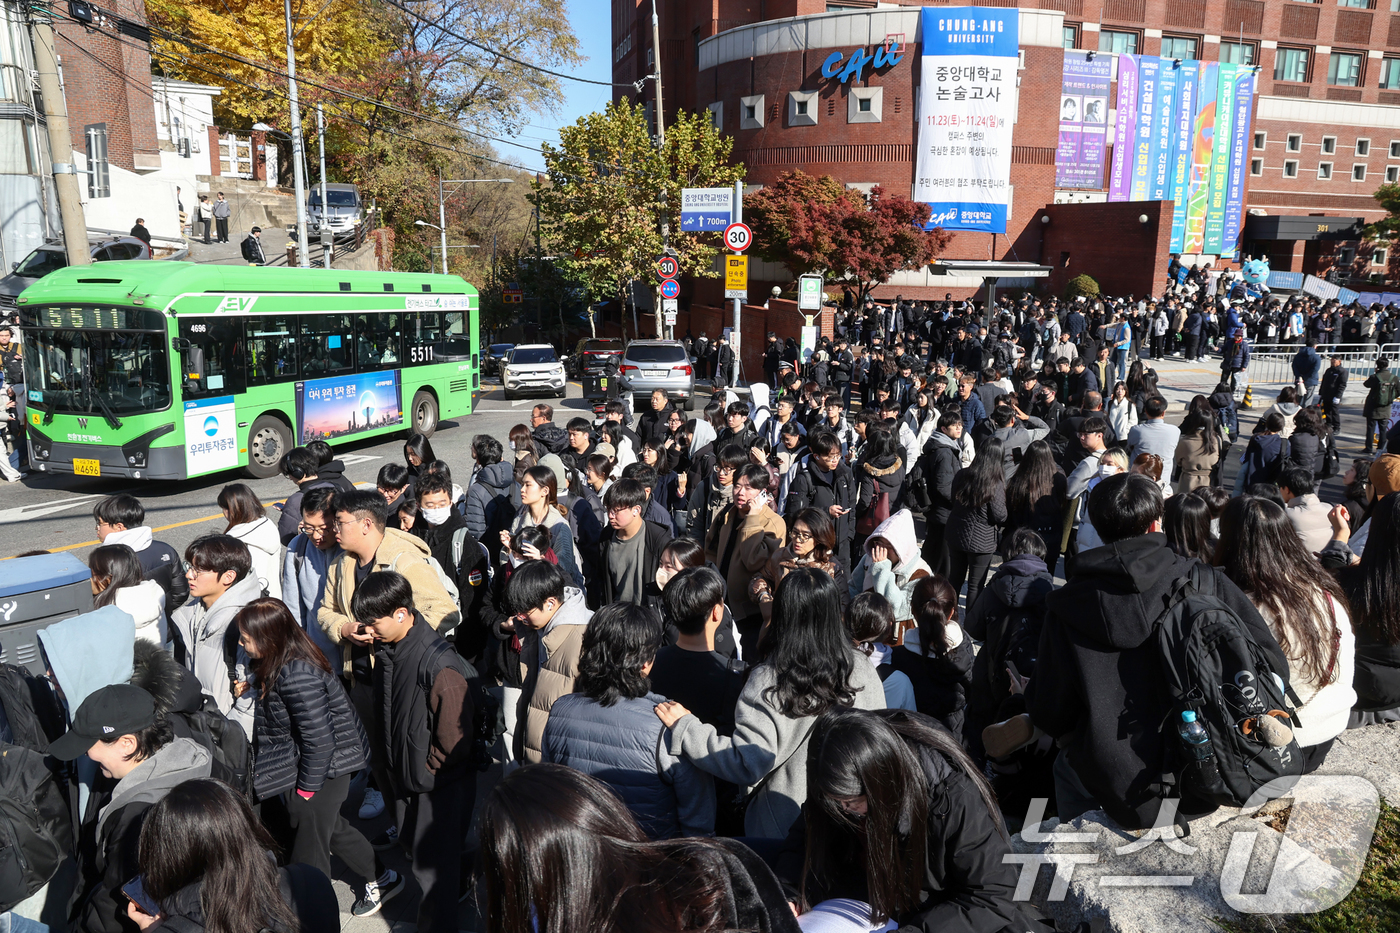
[0,552,93,673]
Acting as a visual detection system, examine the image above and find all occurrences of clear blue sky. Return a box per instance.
[513,0,614,172]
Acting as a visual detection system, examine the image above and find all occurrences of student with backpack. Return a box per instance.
[1363,356,1400,454]
[275,447,338,545]
[50,684,213,933]
[92,494,188,619]
[411,471,492,666]
[280,487,340,663]
[235,599,402,918]
[1022,473,1295,830]
[170,535,265,734]
[353,572,475,933]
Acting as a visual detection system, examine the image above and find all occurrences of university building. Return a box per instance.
[613,0,1400,303]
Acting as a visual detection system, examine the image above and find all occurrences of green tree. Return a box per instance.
[532,100,745,339]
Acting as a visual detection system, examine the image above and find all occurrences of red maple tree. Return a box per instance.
[745,170,952,304]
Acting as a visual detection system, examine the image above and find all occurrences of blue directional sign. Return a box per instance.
[660,279,680,299]
[680,188,733,231]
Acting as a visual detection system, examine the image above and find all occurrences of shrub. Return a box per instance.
[1064,274,1101,301]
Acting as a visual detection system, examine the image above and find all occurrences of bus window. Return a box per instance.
[403,312,443,365]
[442,311,471,359]
[300,314,354,374]
[247,315,300,385]
[178,316,246,397]
[354,313,399,369]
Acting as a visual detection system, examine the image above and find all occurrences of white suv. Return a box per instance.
[502,344,565,400]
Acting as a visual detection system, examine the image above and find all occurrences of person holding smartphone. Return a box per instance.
[704,464,786,659]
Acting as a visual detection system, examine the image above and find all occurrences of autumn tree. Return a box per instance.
[532,100,745,339]
[745,170,952,305]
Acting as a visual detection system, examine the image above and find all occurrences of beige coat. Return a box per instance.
[516,587,591,763]
[1173,430,1217,494]
[316,527,459,673]
[705,504,787,622]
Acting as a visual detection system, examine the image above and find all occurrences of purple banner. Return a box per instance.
[1220,68,1255,259]
[1108,54,1137,202]
[1055,51,1113,189]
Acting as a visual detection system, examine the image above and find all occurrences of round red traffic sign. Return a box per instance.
[723,222,752,253]
[660,279,680,299]
[656,255,679,279]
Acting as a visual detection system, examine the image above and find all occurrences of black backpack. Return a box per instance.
[169,698,250,794]
[0,664,64,753]
[417,642,504,773]
[0,744,72,912]
[1151,564,1303,819]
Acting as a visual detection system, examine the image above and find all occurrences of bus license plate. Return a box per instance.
[73,458,101,476]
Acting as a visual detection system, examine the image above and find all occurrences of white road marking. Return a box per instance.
[337,454,384,466]
[0,493,103,525]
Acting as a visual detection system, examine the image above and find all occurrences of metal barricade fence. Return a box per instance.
[1241,343,1381,389]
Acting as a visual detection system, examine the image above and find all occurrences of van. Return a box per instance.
[308,183,363,235]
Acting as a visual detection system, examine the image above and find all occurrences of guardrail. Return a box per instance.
[1239,342,1387,388]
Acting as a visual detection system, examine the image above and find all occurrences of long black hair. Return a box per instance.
[1216,497,1349,686]
[910,574,958,658]
[803,709,1005,925]
[1165,492,1216,563]
[1351,493,1400,646]
[1005,438,1060,520]
[574,603,662,707]
[404,433,436,472]
[139,779,300,933]
[1180,394,1219,456]
[479,764,751,933]
[89,544,145,608]
[762,567,858,717]
[952,437,1005,509]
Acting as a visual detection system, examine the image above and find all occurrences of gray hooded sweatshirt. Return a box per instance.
[170,572,265,731]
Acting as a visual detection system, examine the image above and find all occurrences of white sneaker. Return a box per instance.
[358,787,385,820]
[352,870,404,917]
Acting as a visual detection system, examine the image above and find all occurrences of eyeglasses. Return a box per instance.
[333,518,365,531]
[298,523,329,535]
[790,530,814,542]
[606,505,639,516]
[181,561,216,577]
[716,465,736,475]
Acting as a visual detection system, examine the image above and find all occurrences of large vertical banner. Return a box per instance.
[913,7,1020,232]
[1130,56,1160,201]
[1055,51,1113,189]
[1108,54,1138,202]
[1220,67,1256,258]
[1184,61,1218,254]
[1204,63,1239,254]
[1168,61,1199,252]
[1148,64,1179,201]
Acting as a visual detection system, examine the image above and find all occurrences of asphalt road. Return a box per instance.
[0,376,613,562]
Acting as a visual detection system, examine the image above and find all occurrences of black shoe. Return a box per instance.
[370,825,399,850]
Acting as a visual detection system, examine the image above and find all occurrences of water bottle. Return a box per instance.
[1177,710,1214,761]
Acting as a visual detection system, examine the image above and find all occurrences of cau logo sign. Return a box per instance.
[821,41,904,85]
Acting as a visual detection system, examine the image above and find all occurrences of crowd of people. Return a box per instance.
[5,281,1400,933]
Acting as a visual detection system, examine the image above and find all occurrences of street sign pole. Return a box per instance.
[731,178,742,387]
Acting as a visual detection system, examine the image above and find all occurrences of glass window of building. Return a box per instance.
[1275,48,1309,83]
[1221,42,1253,65]
[1380,58,1400,89]
[1328,51,1363,87]
[1160,36,1198,60]
[1098,30,1138,54]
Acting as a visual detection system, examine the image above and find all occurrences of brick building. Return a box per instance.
[613,0,1400,302]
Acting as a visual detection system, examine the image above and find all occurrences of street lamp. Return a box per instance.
[432,178,514,274]
[415,222,480,271]
[254,121,310,261]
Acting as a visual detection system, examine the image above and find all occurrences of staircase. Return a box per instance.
[196,176,299,236]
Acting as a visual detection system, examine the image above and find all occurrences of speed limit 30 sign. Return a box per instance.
[723,222,752,253]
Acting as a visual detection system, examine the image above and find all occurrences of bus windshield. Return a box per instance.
[25,328,171,416]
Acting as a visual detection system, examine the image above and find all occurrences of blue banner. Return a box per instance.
[1220,68,1255,259]
[913,7,1020,232]
[1168,61,1199,252]
[1149,64,1178,201]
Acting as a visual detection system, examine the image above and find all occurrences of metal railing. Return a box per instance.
[1240,342,1386,388]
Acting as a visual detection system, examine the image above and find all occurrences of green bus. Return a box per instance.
[16,261,479,481]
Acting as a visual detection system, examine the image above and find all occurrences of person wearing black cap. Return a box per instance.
[53,684,212,933]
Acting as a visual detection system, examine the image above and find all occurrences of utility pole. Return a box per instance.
[437,177,449,275]
[316,104,329,267]
[284,0,310,267]
[650,0,669,340]
[28,5,89,266]
[730,177,742,387]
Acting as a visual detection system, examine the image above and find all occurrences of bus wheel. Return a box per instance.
[246,415,292,479]
[410,389,438,437]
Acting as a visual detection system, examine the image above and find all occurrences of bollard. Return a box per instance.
[286,243,297,267]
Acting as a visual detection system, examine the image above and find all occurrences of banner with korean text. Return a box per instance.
[1107,55,1255,256]
[1055,50,1112,189]
[913,7,1019,232]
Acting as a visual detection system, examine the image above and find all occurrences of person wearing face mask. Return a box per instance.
[1074,448,1129,553]
[411,472,492,667]
[599,478,674,609]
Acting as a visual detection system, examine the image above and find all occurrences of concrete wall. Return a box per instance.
[1041,199,1175,298]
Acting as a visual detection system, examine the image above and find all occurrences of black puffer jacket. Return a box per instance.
[961,555,1053,760]
[251,658,368,801]
[890,638,974,737]
[945,482,1006,555]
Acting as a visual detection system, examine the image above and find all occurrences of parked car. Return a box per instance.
[308,183,363,235]
[619,339,695,411]
[0,237,152,313]
[502,344,566,400]
[486,343,515,376]
[579,338,624,377]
